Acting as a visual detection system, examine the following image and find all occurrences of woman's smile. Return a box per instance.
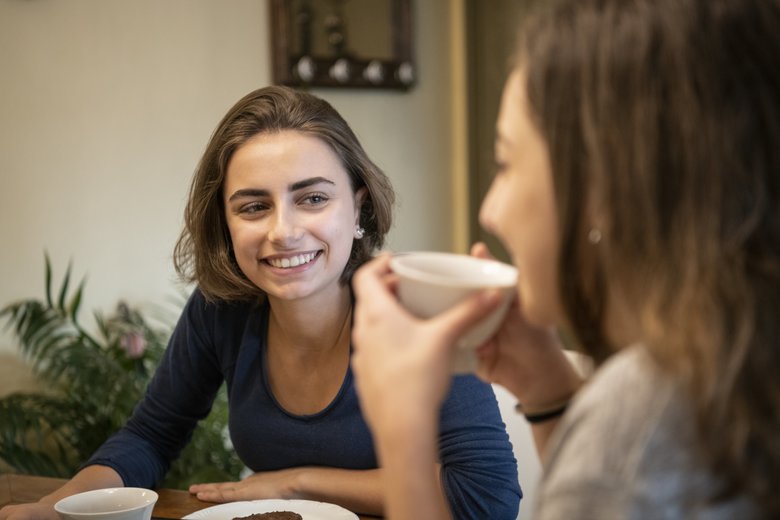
[263,250,322,269]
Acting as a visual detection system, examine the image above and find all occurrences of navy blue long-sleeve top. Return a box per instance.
[87,289,521,519]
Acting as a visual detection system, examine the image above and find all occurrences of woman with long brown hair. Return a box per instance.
[351,0,780,517]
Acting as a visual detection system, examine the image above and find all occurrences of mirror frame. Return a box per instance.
[269,0,415,90]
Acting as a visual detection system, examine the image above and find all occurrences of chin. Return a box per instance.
[519,290,559,328]
[266,287,315,301]
[522,305,547,328]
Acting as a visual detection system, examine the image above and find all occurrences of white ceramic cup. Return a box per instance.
[54,488,158,520]
[390,251,518,373]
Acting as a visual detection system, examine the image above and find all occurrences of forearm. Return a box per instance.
[372,419,451,520]
[40,465,124,505]
[504,348,583,458]
[529,418,564,456]
[292,467,384,517]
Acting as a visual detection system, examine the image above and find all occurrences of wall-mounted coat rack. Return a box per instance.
[270,0,415,90]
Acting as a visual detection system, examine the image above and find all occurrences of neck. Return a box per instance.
[264,286,354,415]
[267,286,353,354]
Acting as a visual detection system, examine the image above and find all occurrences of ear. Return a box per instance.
[354,186,368,223]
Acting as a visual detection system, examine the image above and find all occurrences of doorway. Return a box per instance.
[465,0,544,260]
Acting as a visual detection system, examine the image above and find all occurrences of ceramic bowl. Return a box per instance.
[54,488,158,520]
[390,251,518,373]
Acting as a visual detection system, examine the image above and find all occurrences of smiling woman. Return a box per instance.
[174,87,394,301]
[0,86,522,520]
[222,132,365,304]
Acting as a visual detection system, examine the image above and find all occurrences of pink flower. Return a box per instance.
[120,332,146,359]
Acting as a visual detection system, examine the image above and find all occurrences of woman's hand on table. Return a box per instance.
[189,469,303,502]
[0,502,58,520]
[1,466,122,520]
[190,468,383,516]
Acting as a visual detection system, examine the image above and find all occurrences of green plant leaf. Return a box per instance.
[68,280,86,326]
[0,255,243,489]
[44,253,53,309]
[57,261,72,312]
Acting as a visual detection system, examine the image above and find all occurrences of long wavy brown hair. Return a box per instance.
[173,86,395,302]
[519,0,780,513]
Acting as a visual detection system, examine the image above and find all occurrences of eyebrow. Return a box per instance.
[290,176,335,191]
[227,176,336,202]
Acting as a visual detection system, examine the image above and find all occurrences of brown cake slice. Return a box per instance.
[232,512,303,520]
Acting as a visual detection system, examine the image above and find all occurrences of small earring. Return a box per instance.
[354,225,365,239]
[588,228,602,244]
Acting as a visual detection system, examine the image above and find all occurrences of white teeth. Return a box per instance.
[268,252,316,269]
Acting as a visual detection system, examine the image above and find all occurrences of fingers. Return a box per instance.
[188,483,206,495]
[353,253,506,353]
[469,242,494,260]
[352,254,413,348]
[474,341,498,383]
[433,289,504,346]
[0,504,59,520]
[0,505,14,520]
[189,483,239,503]
[352,254,393,301]
[194,486,236,503]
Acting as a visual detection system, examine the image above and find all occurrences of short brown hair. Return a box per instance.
[174,86,395,301]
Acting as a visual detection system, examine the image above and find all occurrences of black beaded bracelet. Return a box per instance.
[521,403,568,423]
[515,399,570,424]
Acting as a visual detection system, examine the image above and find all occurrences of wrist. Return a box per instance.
[506,351,584,407]
[374,415,438,465]
[515,394,572,423]
[373,400,438,440]
[287,467,309,499]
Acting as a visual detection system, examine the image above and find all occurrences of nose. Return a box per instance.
[479,182,498,234]
[267,206,303,245]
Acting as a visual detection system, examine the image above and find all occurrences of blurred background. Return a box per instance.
[0,1,543,518]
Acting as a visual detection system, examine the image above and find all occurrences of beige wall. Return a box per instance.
[0,0,464,354]
[0,4,539,519]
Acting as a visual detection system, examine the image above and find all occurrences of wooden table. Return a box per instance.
[0,474,377,519]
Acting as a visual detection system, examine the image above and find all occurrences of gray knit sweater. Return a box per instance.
[535,345,758,519]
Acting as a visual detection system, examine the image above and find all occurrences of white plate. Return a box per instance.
[182,500,358,520]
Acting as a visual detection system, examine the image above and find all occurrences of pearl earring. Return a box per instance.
[355,226,365,239]
[588,228,602,244]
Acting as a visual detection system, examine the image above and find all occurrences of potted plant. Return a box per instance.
[0,256,242,488]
